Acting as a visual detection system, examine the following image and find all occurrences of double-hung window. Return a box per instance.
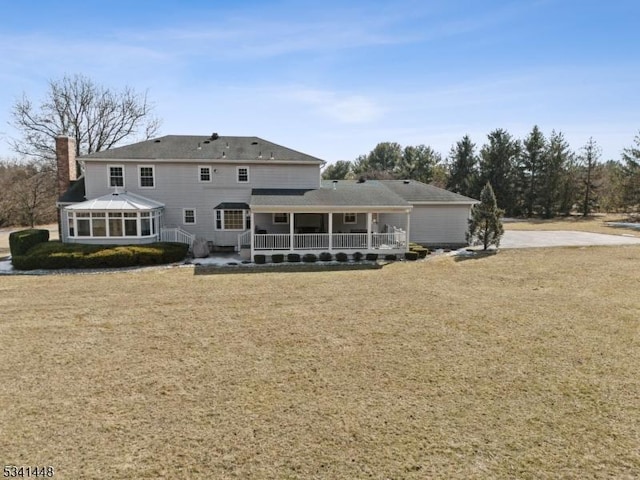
[272,213,289,224]
[184,209,196,225]
[199,166,211,182]
[139,166,155,188]
[109,165,124,188]
[237,167,249,183]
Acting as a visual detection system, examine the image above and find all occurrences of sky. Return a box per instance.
[0,0,639,164]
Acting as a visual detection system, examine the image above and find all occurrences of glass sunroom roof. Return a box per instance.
[65,191,164,211]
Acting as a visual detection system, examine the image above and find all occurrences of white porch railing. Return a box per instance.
[160,227,195,247]
[255,233,291,250]
[237,230,251,251]
[251,229,406,251]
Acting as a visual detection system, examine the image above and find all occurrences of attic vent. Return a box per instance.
[210,132,219,140]
[203,140,210,144]
[403,180,410,184]
[251,141,258,145]
[357,176,366,183]
[154,139,161,143]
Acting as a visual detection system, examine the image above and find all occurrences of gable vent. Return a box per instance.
[154,139,161,143]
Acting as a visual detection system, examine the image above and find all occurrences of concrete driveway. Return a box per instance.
[501,230,640,248]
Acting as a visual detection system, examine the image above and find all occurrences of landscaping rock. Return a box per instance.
[192,237,210,258]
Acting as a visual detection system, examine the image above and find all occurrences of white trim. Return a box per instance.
[411,201,478,205]
[214,208,248,231]
[272,213,289,225]
[138,165,156,189]
[198,165,212,183]
[107,164,125,188]
[343,213,357,224]
[183,208,196,225]
[236,166,250,183]
[86,158,324,166]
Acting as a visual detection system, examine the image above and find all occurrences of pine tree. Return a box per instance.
[446,134,478,198]
[621,131,640,211]
[479,129,520,216]
[539,130,572,218]
[467,182,505,250]
[519,125,546,217]
[395,144,441,183]
[578,137,601,216]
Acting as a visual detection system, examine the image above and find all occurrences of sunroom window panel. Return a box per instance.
[77,219,90,236]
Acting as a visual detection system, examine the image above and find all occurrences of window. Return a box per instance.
[139,166,155,188]
[272,213,289,224]
[343,213,357,224]
[183,209,196,224]
[109,165,124,187]
[199,166,211,182]
[215,210,247,230]
[237,167,249,183]
[68,210,158,238]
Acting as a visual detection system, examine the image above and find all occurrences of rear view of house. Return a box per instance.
[56,133,477,259]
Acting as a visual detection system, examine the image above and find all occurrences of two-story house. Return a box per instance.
[56,134,477,259]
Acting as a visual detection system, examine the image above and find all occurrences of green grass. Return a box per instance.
[1,246,639,479]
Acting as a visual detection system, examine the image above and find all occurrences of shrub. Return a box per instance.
[352,251,363,262]
[302,253,317,263]
[287,253,301,263]
[271,254,284,263]
[254,254,266,264]
[11,242,188,270]
[384,254,397,261]
[410,246,429,259]
[365,253,378,261]
[405,251,419,261]
[319,252,332,262]
[335,252,348,262]
[9,229,50,257]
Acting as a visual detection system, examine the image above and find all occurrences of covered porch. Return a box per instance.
[239,210,410,257]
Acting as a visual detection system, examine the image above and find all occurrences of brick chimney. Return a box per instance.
[56,136,77,197]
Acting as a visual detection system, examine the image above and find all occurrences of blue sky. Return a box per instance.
[0,0,638,163]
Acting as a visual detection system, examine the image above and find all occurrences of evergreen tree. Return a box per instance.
[395,144,441,183]
[366,142,403,174]
[479,129,520,216]
[321,160,352,180]
[621,131,640,211]
[578,137,601,216]
[539,130,572,218]
[467,182,505,250]
[447,134,478,198]
[519,125,546,217]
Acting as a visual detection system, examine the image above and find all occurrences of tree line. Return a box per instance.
[323,127,640,218]
[0,74,160,228]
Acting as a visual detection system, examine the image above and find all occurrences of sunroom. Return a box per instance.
[61,191,164,244]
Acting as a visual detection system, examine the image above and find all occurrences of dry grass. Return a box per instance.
[1,247,639,479]
[504,214,640,236]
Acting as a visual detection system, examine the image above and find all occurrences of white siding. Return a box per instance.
[83,161,320,245]
[408,205,471,246]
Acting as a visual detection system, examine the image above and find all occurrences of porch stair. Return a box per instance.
[160,226,195,248]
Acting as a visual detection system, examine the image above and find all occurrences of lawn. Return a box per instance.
[1,247,639,479]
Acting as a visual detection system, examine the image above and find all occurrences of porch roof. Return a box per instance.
[65,191,164,211]
[250,181,409,209]
[214,202,250,210]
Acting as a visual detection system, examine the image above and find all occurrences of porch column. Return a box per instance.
[250,211,255,258]
[405,209,411,251]
[289,212,295,252]
[328,212,333,251]
[366,212,372,250]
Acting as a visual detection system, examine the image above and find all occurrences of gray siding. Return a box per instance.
[408,205,471,246]
[83,161,320,245]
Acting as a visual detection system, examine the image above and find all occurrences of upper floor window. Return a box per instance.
[139,166,155,188]
[199,166,211,182]
[108,165,124,188]
[237,167,249,183]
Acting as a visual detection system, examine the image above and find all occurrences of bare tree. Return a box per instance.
[10,74,161,169]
